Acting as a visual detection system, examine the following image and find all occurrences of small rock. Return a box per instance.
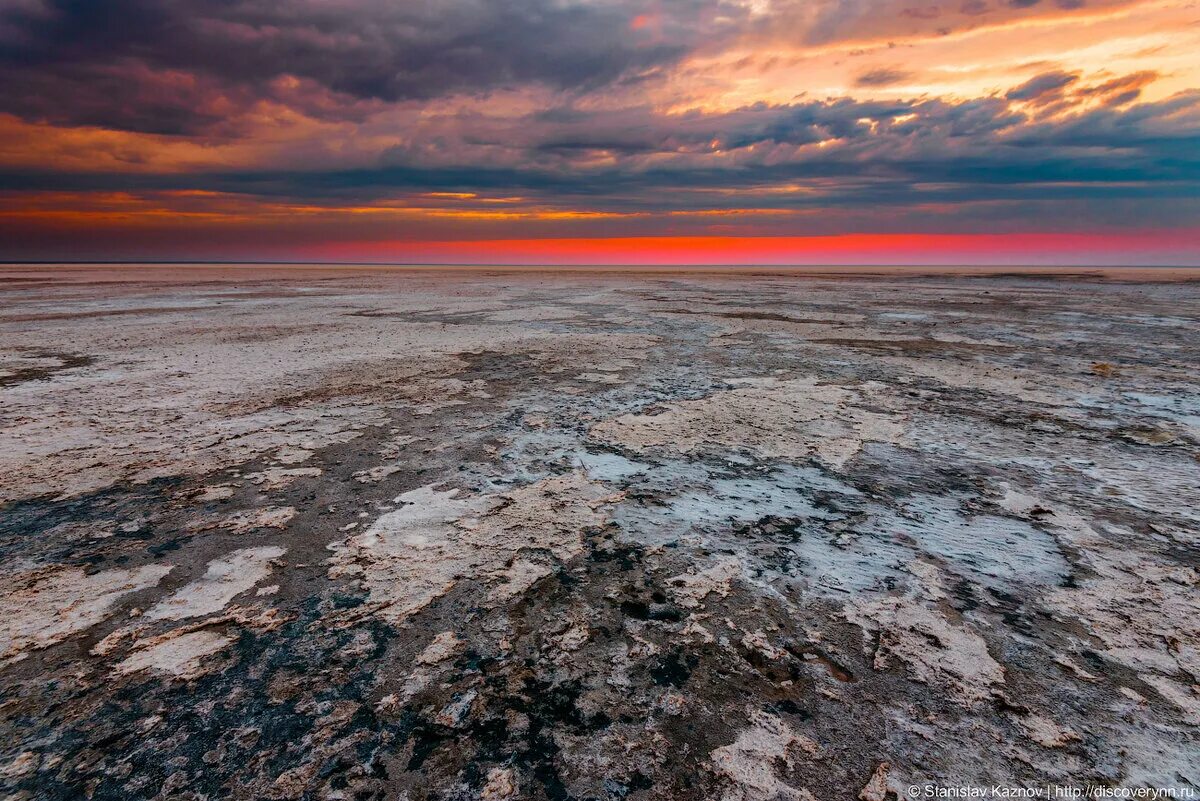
[481,766,518,799]
[860,762,891,801]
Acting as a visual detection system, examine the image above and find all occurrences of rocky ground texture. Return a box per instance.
[0,266,1197,800]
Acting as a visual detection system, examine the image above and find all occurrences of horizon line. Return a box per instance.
[4,261,1200,269]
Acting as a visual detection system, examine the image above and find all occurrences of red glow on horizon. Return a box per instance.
[305,232,1200,266]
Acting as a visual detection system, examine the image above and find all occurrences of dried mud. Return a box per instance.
[0,266,1197,800]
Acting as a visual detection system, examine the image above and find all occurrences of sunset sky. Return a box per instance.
[1,0,1198,264]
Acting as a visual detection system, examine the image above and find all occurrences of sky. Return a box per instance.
[0,0,1198,265]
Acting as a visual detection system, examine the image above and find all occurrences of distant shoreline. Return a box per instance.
[2,262,1199,283]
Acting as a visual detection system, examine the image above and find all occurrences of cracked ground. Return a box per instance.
[0,265,1197,800]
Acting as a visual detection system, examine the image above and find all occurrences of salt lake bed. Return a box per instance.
[1,265,1197,800]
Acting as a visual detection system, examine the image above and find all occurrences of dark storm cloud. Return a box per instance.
[0,0,737,134]
[0,0,1126,135]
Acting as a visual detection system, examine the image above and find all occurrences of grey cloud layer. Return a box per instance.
[0,0,743,133]
[6,89,1197,215]
[0,0,1133,134]
[2,0,1194,241]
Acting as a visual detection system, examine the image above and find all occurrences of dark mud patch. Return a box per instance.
[810,337,1014,354]
[3,307,199,323]
[658,308,851,325]
[0,351,95,389]
[0,477,183,566]
[3,600,402,801]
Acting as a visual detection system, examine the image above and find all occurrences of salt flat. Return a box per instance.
[0,265,1197,800]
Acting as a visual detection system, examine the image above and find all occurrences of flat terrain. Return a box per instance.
[1,265,1198,800]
